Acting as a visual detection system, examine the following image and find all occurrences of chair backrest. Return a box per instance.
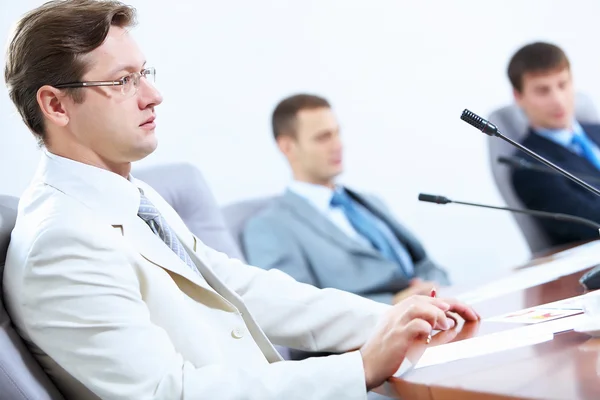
[487,92,600,253]
[134,162,245,261]
[0,195,65,399]
[221,196,276,256]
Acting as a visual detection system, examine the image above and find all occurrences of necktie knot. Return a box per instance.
[330,189,351,209]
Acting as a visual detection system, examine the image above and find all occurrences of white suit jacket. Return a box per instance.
[3,152,390,400]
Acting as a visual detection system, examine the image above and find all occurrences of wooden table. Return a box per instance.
[388,244,600,400]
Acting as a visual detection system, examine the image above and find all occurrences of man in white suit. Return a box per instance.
[3,1,479,399]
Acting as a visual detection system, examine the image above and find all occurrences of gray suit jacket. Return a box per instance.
[242,188,450,304]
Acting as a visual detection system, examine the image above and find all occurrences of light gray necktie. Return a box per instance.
[137,190,201,275]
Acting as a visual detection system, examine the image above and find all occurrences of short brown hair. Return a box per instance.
[4,0,137,145]
[508,42,570,93]
[272,94,331,140]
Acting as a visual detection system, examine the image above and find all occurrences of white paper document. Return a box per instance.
[412,314,587,369]
[523,313,588,334]
[486,307,582,324]
[485,295,585,324]
[456,241,600,305]
[541,295,585,310]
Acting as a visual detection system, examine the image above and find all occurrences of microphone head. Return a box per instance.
[461,109,499,136]
[418,193,451,204]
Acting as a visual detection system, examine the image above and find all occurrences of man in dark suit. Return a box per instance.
[243,94,450,305]
[510,42,600,246]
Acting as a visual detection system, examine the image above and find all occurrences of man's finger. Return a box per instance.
[434,315,455,330]
[441,298,480,321]
[402,303,452,331]
[404,318,432,340]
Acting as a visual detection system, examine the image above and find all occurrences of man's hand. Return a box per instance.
[360,295,479,390]
[391,279,436,304]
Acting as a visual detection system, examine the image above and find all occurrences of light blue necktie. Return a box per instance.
[330,189,414,277]
[571,133,600,171]
[138,191,201,275]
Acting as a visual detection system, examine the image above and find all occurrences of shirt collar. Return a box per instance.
[288,180,341,213]
[534,120,585,147]
[37,151,142,224]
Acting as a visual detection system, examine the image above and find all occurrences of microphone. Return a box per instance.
[461,109,600,197]
[460,109,600,290]
[418,193,600,231]
[497,156,600,184]
[419,192,600,289]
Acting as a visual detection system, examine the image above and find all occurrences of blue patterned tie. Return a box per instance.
[571,133,600,171]
[137,191,201,275]
[330,189,414,277]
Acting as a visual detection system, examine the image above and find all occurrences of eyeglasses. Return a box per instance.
[54,67,156,98]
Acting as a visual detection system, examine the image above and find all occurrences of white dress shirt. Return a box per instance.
[288,181,371,247]
[534,120,600,168]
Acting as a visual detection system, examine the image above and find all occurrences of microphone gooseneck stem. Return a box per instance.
[451,199,600,230]
[498,156,600,184]
[495,133,600,197]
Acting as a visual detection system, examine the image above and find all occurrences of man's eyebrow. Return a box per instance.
[108,60,147,76]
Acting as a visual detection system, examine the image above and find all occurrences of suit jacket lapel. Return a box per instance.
[173,226,284,363]
[280,190,381,258]
[117,217,221,295]
[582,124,600,169]
[346,189,426,261]
[176,230,246,305]
[582,123,600,147]
[117,188,283,362]
[528,128,600,178]
[131,180,255,313]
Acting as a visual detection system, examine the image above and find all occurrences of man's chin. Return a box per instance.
[555,114,574,128]
[324,170,343,184]
[541,118,571,131]
[131,141,158,163]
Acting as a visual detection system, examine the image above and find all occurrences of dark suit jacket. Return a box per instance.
[242,188,450,305]
[512,123,600,246]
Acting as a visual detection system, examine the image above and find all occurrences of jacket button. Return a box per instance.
[231,327,244,339]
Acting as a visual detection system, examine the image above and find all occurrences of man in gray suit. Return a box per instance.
[243,94,450,305]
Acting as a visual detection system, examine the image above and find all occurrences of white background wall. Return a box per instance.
[2,0,600,285]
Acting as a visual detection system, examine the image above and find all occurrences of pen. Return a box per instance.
[426,287,436,344]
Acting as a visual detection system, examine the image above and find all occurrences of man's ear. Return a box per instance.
[513,87,524,108]
[277,135,296,158]
[37,85,70,128]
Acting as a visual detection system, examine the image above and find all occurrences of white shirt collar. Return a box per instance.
[38,150,141,224]
[288,180,339,214]
[534,119,585,148]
